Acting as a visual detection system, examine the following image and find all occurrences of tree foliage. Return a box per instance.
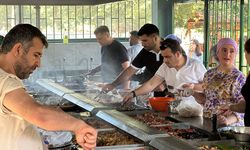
[174,1,204,29]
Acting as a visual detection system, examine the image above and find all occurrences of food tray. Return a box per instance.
[97,130,142,146]
[193,139,250,150]
[84,118,113,129]
[96,110,168,142]
[127,112,210,140]
[127,111,175,126]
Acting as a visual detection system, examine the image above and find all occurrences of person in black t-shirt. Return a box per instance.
[242,38,250,126]
[88,25,130,89]
[101,24,167,96]
[220,38,250,126]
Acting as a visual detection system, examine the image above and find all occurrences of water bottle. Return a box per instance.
[63,28,68,44]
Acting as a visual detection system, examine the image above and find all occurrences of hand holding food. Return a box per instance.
[122,91,134,105]
[182,83,194,89]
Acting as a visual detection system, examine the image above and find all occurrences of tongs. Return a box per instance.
[208,114,222,141]
[80,73,90,82]
[93,90,106,101]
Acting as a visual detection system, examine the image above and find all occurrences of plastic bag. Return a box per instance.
[176,96,203,117]
[38,128,72,147]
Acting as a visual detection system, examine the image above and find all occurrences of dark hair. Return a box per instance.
[130,30,139,38]
[1,24,48,54]
[138,23,159,36]
[160,38,185,55]
[191,39,202,56]
[0,35,4,45]
[245,38,250,53]
[94,25,110,35]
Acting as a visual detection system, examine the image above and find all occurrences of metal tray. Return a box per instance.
[218,126,250,142]
[96,110,168,142]
[193,139,250,150]
[97,129,143,147]
[149,136,197,150]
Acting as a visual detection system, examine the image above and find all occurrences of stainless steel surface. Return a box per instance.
[191,139,250,149]
[168,114,213,132]
[35,79,224,149]
[149,137,197,150]
[95,144,147,150]
[218,126,250,134]
[191,139,235,149]
[218,126,250,142]
[63,93,109,112]
[36,79,75,96]
[96,110,168,142]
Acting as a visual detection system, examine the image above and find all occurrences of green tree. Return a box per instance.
[174,1,204,29]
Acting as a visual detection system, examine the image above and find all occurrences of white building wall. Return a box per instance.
[28,42,129,82]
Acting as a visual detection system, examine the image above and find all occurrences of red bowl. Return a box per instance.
[149,97,175,112]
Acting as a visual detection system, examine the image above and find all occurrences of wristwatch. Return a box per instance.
[131,91,136,97]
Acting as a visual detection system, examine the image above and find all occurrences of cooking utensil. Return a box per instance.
[58,101,77,111]
[120,98,130,107]
[93,90,106,101]
[171,123,190,129]
[80,73,90,82]
[208,114,222,141]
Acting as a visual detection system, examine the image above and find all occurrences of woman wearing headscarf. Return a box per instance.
[220,38,250,126]
[193,38,246,126]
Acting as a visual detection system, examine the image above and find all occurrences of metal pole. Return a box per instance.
[239,0,244,71]
[35,5,40,29]
[204,0,209,68]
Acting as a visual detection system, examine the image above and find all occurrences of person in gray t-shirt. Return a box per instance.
[127,31,143,88]
[127,31,143,62]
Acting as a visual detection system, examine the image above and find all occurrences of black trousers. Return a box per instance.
[245,114,250,127]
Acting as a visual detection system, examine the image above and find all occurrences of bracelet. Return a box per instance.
[131,91,136,98]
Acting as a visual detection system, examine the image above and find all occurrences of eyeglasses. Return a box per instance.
[160,44,169,50]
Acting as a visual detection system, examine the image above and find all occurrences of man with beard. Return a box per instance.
[127,30,143,62]
[101,24,166,96]
[127,30,143,88]
[0,24,97,150]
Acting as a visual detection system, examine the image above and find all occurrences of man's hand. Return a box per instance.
[182,83,194,89]
[217,105,234,118]
[217,115,229,126]
[74,123,97,150]
[122,92,134,105]
[99,83,115,93]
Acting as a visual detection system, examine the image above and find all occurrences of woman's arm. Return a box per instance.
[230,100,246,113]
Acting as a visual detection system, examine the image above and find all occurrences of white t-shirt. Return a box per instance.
[0,69,43,150]
[156,57,207,89]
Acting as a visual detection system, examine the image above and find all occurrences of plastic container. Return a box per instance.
[149,97,175,112]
